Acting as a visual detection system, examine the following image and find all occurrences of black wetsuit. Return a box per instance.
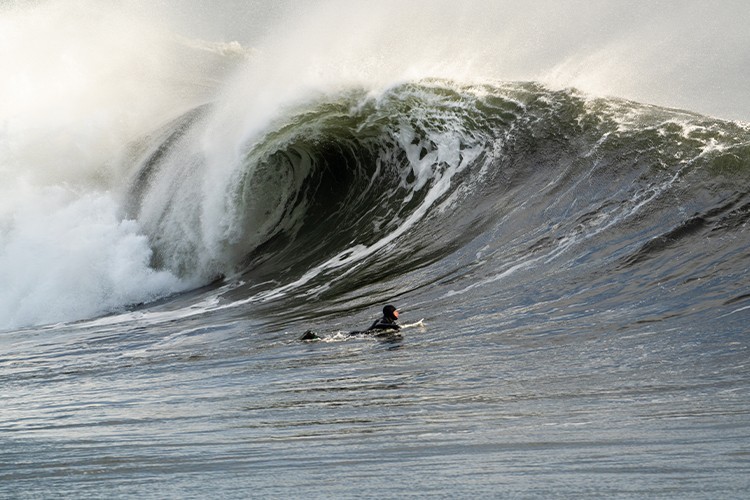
[346,315,401,336]
[367,316,401,332]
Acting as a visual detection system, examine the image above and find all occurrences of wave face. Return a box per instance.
[111,79,750,333]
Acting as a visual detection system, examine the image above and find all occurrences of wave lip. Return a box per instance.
[127,81,516,287]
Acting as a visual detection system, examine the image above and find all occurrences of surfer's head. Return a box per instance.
[383,304,398,321]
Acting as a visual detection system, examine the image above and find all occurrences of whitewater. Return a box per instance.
[2,1,749,498]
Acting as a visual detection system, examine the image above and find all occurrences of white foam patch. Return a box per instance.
[0,189,186,330]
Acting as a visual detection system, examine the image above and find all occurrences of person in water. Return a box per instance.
[365,304,401,332]
[299,305,401,340]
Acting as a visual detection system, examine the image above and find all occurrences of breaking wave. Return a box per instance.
[2,0,749,330]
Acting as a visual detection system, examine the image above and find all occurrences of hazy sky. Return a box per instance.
[3,0,749,121]
[158,0,750,122]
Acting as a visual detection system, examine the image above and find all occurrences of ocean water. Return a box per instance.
[2,1,749,498]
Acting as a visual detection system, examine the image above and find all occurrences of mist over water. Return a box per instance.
[0,1,228,327]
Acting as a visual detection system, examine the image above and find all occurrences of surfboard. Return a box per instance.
[299,319,424,341]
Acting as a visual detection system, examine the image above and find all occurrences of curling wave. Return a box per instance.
[125,79,750,324]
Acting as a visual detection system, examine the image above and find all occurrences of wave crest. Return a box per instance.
[124,81,750,315]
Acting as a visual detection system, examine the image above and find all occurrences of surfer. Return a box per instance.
[299,304,402,340]
[363,304,401,333]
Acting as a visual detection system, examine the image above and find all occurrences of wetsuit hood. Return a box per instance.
[383,305,398,321]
